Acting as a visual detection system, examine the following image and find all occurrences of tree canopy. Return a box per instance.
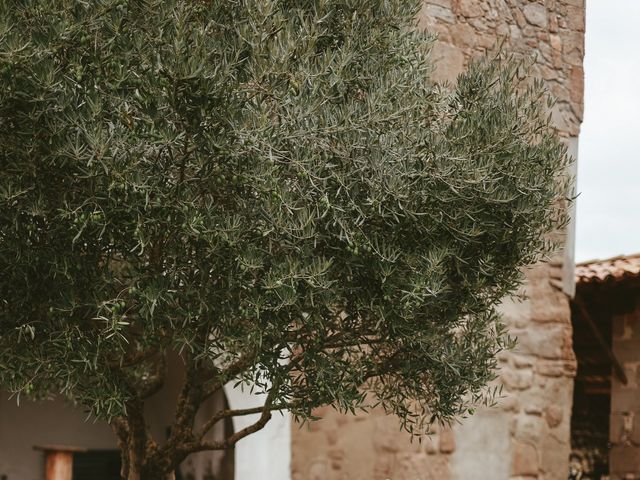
[0,0,569,478]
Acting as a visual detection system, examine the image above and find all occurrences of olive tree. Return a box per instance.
[0,0,569,478]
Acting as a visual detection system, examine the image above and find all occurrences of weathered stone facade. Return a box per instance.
[292,1,584,479]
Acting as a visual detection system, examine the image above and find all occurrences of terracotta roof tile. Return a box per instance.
[575,253,640,285]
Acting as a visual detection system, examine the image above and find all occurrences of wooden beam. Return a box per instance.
[34,445,87,480]
[582,386,612,395]
[576,364,615,377]
[572,298,628,385]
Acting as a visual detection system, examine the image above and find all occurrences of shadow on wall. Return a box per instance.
[0,353,234,480]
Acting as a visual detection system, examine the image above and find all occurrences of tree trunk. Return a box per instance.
[121,445,176,480]
[126,467,176,480]
[112,403,177,480]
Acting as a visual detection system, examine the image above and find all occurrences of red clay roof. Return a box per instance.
[575,253,640,285]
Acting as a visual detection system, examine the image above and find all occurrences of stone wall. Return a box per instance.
[610,299,640,478]
[421,0,583,138]
[291,1,584,479]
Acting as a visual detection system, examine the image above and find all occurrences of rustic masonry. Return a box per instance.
[0,2,586,480]
[574,254,640,479]
[292,1,584,479]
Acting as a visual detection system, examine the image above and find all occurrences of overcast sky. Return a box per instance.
[575,0,640,262]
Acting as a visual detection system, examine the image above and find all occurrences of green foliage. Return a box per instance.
[0,0,569,444]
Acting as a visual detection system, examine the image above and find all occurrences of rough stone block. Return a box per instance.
[425,0,452,7]
[308,419,324,432]
[373,452,394,478]
[544,405,564,429]
[336,415,349,426]
[523,3,548,28]
[326,428,338,446]
[627,362,640,389]
[394,453,451,480]
[328,448,344,470]
[439,426,455,453]
[514,324,567,360]
[307,457,331,480]
[528,264,570,324]
[452,411,511,480]
[540,65,560,82]
[423,3,455,23]
[423,436,438,454]
[612,411,640,446]
[549,33,562,53]
[499,294,531,329]
[569,66,584,116]
[454,0,483,18]
[514,355,535,369]
[524,403,543,416]
[373,417,401,453]
[565,5,585,32]
[610,412,634,445]
[535,360,566,377]
[558,0,584,8]
[499,394,521,413]
[510,24,523,40]
[430,42,465,82]
[610,446,640,475]
[512,441,539,476]
[450,23,478,49]
[501,369,534,391]
[539,435,572,480]
[417,8,453,42]
[513,415,544,445]
[612,388,640,414]
[551,101,581,136]
[562,31,584,66]
[633,417,640,445]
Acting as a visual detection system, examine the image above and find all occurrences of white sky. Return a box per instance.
[575,0,640,262]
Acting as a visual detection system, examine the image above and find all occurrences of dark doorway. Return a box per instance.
[73,450,121,480]
[570,298,613,479]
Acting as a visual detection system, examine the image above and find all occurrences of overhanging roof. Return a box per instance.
[575,253,640,285]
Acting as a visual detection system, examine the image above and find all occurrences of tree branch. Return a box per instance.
[188,387,279,453]
[195,401,296,440]
[201,350,259,398]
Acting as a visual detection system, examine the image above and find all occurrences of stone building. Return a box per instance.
[573,254,640,479]
[0,1,586,480]
[292,0,584,479]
